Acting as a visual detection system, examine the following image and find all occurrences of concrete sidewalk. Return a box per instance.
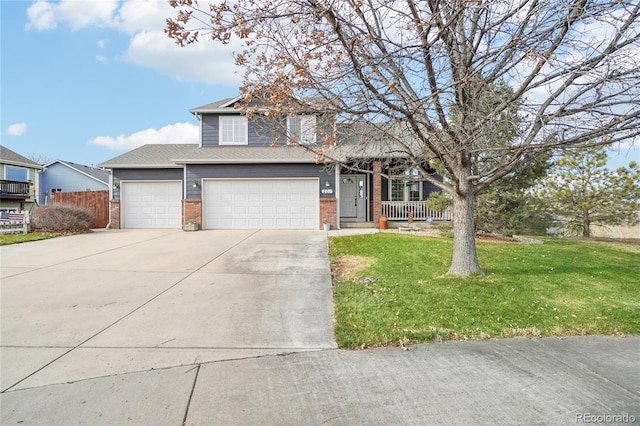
[1,230,639,425]
[2,336,638,425]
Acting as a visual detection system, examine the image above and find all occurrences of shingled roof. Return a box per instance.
[44,160,109,184]
[98,144,323,168]
[0,145,43,169]
[189,98,241,114]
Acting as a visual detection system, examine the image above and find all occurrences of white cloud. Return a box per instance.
[26,0,118,31]
[89,122,199,151]
[26,1,56,30]
[113,0,174,34]
[6,123,27,136]
[123,31,242,86]
[25,0,241,87]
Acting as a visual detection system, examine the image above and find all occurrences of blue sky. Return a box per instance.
[1,0,637,169]
[1,0,240,167]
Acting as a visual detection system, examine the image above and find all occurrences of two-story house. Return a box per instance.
[99,97,447,230]
[0,145,43,214]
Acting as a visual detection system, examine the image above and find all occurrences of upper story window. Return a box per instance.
[287,115,316,145]
[219,116,248,145]
[5,165,28,182]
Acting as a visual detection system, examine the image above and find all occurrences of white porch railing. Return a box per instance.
[381,201,452,221]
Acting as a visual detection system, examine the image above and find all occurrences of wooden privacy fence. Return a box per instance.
[52,191,109,228]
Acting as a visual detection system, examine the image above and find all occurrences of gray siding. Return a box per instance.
[186,163,334,199]
[422,180,441,198]
[201,113,335,148]
[112,168,183,200]
[201,114,286,147]
[250,117,287,146]
[202,115,219,146]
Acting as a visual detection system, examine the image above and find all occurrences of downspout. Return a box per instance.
[106,169,113,229]
[198,113,203,148]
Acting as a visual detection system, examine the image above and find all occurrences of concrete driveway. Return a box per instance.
[2,229,638,425]
[1,229,336,392]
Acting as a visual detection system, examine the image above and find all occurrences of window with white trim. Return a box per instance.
[5,166,28,182]
[390,168,422,201]
[219,116,248,145]
[287,115,316,145]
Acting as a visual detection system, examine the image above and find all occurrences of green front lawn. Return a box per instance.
[0,233,59,245]
[330,233,640,349]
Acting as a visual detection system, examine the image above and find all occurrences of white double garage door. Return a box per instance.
[121,179,319,229]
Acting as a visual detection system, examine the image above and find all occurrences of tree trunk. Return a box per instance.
[448,187,483,276]
[583,213,591,237]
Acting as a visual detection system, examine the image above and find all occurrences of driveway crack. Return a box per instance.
[182,364,201,426]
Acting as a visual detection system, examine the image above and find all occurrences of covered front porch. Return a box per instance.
[337,161,452,228]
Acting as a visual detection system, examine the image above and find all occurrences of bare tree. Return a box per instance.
[27,152,54,165]
[167,0,640,276]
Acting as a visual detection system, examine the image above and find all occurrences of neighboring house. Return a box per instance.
[99,97,447,230]
[0,145,43,213]
[39,160,109,204]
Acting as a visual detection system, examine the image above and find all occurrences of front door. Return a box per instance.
[340,174,366,221]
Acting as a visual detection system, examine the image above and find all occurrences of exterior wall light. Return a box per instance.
[322,180,334,195]
[192,181,199,188]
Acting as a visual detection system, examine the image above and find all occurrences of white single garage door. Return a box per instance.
[203,179,319,229]
[121,181,182,229]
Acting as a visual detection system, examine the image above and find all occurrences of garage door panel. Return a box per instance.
[122,182,182,229]
[249,218,263,227]
[203,179,318,229]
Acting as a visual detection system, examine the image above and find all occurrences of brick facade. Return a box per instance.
[320,198,337,230]
[372,161,382,223]
[183,198,202,227]
[109,199,120,229]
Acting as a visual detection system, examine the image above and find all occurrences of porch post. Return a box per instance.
[373,160,382,223]
[335,166,341,229]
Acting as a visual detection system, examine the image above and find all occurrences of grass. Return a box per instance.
[329,233,640,349]
[0,233,59,245]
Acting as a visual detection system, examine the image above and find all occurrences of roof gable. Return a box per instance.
[189,97,241,115]
[44,160,109,184]
[189,95,334,116]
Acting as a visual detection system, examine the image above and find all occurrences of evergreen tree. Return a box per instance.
[537,146,640,237]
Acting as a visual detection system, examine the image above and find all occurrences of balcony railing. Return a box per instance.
[381,201,453,221]
[0,180,30,198]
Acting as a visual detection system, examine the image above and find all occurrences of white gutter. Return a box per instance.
[171,158,318,164]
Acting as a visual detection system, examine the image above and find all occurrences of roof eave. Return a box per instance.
[172,158,320,164]
[97,163,184,169]
[2,160,44,170]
